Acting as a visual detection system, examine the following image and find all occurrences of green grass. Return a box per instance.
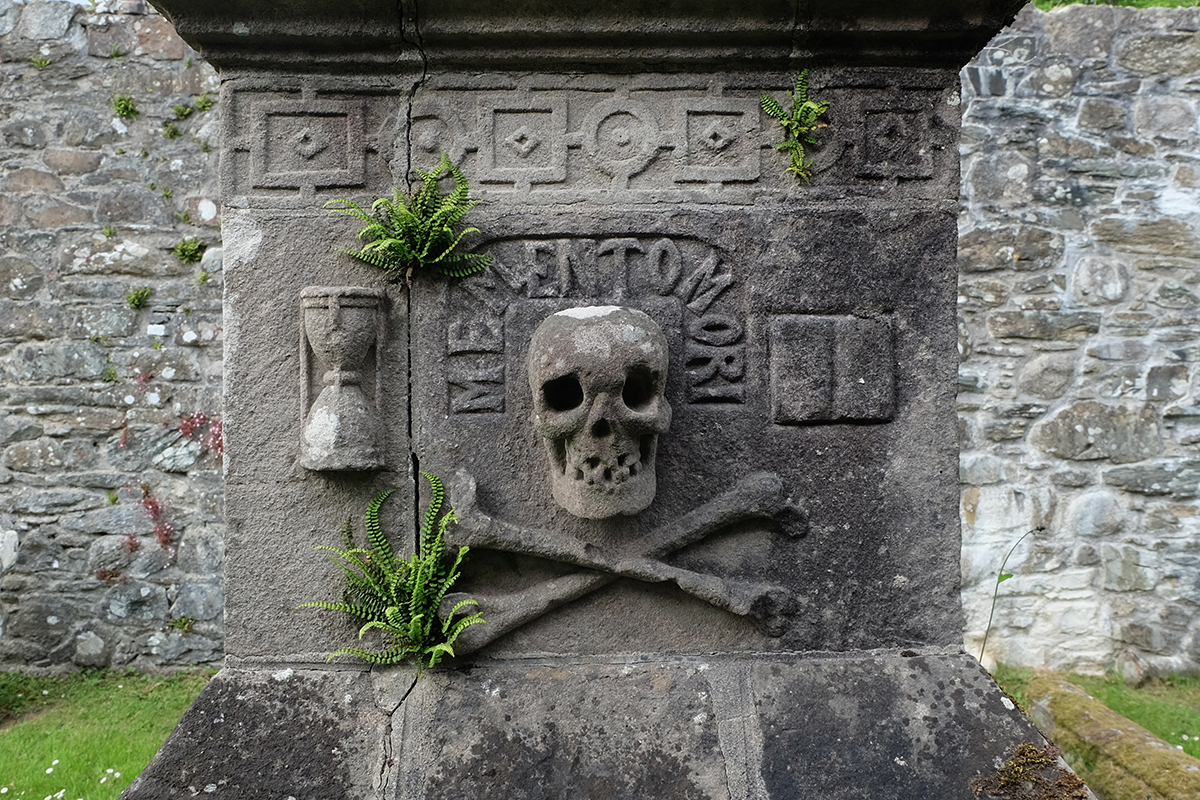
[1035,0,1200,9]
[0,670,211,799]
[992,665,1200,759]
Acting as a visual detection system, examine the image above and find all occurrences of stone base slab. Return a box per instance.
[124,650,1080,799]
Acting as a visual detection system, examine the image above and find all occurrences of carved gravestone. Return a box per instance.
[125,2,1091,798]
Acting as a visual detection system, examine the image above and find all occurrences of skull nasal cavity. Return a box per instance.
[591,419,611,438]
[622,366,656,409]
[542,374,583,412]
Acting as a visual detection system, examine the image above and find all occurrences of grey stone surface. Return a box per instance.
[958,5,1200,680]
[124,667,390,800]
[396,652,1053,800]
[0,1,222,671]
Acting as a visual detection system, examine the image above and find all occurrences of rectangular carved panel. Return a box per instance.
[769,314,895,424]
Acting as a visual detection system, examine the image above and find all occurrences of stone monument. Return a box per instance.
[126,1,1093,798]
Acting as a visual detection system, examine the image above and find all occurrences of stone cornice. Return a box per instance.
[149,0,1026,72]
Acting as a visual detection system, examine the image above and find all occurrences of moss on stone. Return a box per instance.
[971,741,1090,799]
[1028,673,1200,800]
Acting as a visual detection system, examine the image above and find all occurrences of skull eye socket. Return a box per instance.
[622,366,658,409]
[542,374,584,412]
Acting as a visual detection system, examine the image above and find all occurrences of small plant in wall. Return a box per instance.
[299,472,484,675]
[126,286,152,310]
[172,236,205,264]
[325,153,493,286]
[760,69,830,180]
[109,94,139,120]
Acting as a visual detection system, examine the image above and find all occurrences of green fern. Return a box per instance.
[299,474,484,674]
[325,153,493,286]
[760,69,830,180]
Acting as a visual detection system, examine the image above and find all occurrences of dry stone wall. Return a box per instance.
[959,5,1200,681]
[1,1,1198,679]
[0,0,223,670]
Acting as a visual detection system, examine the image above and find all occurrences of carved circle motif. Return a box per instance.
[409,112,467,170]
[581,99,660,181]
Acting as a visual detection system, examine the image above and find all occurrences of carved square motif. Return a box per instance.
[859,110,931,180]
[251,99,365,190]
[769,315,894,424]
[676,100,759,183]
[481,99,567,184]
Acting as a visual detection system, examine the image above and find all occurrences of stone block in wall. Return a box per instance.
[959,226,1062,272]
[1018,352,1076,399]
[1030,401,1160,463]
[987,310,1100,340]
[1071,255,1128,305]
[1044,5,1113,61]
[1063,489,1125,538]
[1090,217,1198,257]
[1078,98,1126,132]
[1103,544,1159,592]
[1118,30,1200,76]
[14,1,75,41]
[85,17,139,58]
[1134,96,1197,143]
[1103,460,1200,498]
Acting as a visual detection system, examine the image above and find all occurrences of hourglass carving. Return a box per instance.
[299,286,386,471]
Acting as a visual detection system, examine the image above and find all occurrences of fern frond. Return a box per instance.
[365,489,397,571]
[760,95,786,121]
[300,473,482,677]
[326,152,487,285]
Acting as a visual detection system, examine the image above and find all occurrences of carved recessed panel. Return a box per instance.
[769,314,895,424]
[480,97,568,185]
[859,110,932,180]
[676,99,760,183]
[253,100,365,189]
[222,81,401,208]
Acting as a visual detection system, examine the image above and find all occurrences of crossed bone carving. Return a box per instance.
[442,470,807,654]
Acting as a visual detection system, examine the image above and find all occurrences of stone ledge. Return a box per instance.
[1028,673,1200,800]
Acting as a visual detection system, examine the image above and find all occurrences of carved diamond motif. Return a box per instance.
[505,126,541,158]
[702,122,734,152]
[293,127,330,160]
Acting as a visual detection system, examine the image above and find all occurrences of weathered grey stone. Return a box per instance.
[1018,352,1076,399]
[1134,96,1196,142]
[1078,98,1125,132]
[0,413,43,446]
[966,150,1035,206]
[1064,490,1125,538]
[1050,469,1092,488]
[1071,255,1128,305]
[960,453,1004,485]
[987,310,1100,340]
[41,149,104,174]
[103,581,168,624]
[1045,5,1112,61]
[1086,340,1147,362]
[169,582,223,621]
[1103,460,1200,497]
[3,340,108,382]
[15,1,75,40]
[1030,401,1160,463]
[0,256,44,301]
[124,669,389,800]
[2,438,66,472]
[0,0,20,37]
[1147,364,1188,402]
[1118,33,1200,76]
[1103,544,1159,591]
[1,119,48,150]
[3,593,77,648]
[85,17,139,58]
[1033,60,1075,97]
[1090,217,1198,257]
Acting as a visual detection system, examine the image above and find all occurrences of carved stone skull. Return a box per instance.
[528,306,671,519]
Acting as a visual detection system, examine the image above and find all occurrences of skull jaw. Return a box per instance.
[550,470,657,519]
[545,437,659,519]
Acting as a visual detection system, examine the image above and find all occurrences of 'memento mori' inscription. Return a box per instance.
[445,237,745,414]
[770,315,895,424]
